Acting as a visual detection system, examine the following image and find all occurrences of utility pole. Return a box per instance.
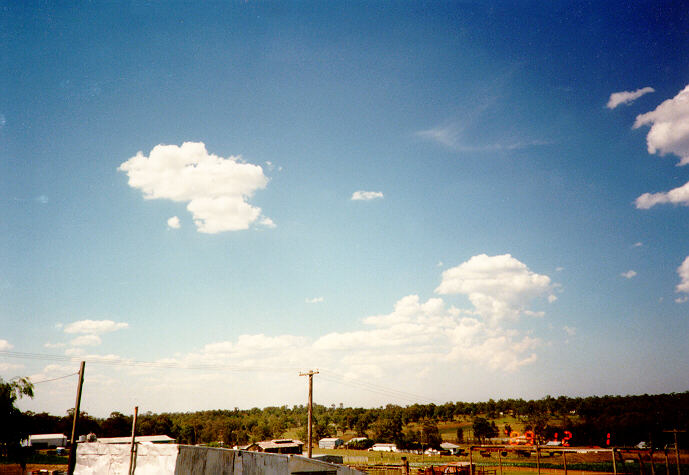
[67,361,85,475]
[128,406,139,475]
[663,429,685,475]
[299,370,319,458]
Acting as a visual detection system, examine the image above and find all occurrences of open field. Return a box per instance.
[313,447,689,474]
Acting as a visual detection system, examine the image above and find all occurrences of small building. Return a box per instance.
[344,437,372,449]
[440,442,463,455]
[318,438,344,449]
[369,443,397,452]
[247,439,304,455]
[28,434,68,448]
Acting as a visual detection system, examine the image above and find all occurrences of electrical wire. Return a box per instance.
[318,369,436,404]
[1,350,437,404]
[31,371,79,384]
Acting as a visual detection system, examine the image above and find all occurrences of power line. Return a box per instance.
[2,350,437,405]
[0,350,302,373]
[31,371,79,384]
[318,370,436,404]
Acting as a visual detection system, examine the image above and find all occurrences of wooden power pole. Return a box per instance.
[299,370,319,458]
[67,361,85,475]
[663,429,685,475]
[128,406,139,475]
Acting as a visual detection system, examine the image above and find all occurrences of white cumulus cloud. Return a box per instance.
[119,142,271,233]
[0,339,13,350]
[351,191,384,201]
[621,270,637,279]
[633,85,689,166]
[63,319,129,335]
[635,180,689,209]
[606,87,654,109]
[676,256,689,294]
[435,254,554,324]
[314,294,540,372]
[167,216,181,229]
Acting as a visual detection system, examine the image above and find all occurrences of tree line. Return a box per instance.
[6,376,689,451]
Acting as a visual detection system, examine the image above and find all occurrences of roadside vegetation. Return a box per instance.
[15,392,689,450]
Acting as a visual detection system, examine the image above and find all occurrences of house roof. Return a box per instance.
[441,442,461,449]
[254,439,304,450]
[29,434,67,439]
[319,438,342,442]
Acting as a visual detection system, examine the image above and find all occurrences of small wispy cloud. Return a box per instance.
[632,242,643,248]
[416,124,550,152]
[64,320,129,335]
[44,342,66,349]
[675,296,688,304]
[305,297,324,304]
[70,335,102,347]
[167,216,181,229]
[35,195,49,204]
[676,256,689,294]
[621,270,637,279]
[606,87,654,109]
[351,191,384,201]
[563,326,576,336]
[259,216,276,228]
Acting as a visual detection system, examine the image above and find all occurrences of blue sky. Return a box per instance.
[2,1,689,417]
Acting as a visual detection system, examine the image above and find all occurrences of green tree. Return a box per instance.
[472,417,497,444]
[369,415,403,444]
[420,419,442,449]
[0,377,34,461]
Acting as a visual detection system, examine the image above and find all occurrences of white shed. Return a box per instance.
[318,438,344,449]
[369,443,397,452]
[28,434,67,448]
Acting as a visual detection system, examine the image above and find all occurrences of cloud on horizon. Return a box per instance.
[36,254,554,406]
[119,142,272,233]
